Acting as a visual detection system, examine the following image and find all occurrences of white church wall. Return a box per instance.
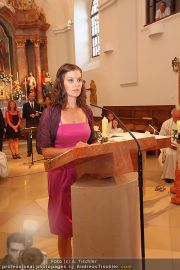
[37,0,180,107]
[137,0,180,106]
[83,0,180,107]
[74,0,90,67]
[36,0,75,80]
[83,0,139,108]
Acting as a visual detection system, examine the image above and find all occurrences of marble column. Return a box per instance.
[178,60,180,106]
[41,40,48,73]
[33,39,42,103]
[16,39,28,92]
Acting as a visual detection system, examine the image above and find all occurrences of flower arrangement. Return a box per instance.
[172,120,180,143]
[0,72,11,83]
[94,126,109,143]
[11,81,25,100]
[172,129,180,142]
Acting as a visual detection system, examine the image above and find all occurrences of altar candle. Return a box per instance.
[17,72,19,82]
[25,77,27,98]
[102,116,108,135]
[177,120,180,133]
[10,77,12,91]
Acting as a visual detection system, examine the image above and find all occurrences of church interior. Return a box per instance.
[1,0,180,267]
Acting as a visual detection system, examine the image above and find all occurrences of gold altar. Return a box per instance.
[0,0,50,102]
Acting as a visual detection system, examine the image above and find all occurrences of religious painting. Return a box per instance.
[0,24,11,74]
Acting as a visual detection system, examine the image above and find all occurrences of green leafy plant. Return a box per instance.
[94,126,109,143]
[172,129,180,142]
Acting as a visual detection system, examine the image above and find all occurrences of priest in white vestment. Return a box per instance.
[159,108,180,183]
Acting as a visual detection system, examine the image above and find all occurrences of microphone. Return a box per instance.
[90,103,145,267]
[149,124,159,134]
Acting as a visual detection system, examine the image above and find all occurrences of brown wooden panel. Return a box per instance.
[103,105,175,131]
[152,109,173,129]
[134,110,152,118]
[93,116,102,130]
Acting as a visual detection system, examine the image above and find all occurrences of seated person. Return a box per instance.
[155,1,171,21]
[159,108,180,183]
[106,112,114,133]
[111,118,123,134]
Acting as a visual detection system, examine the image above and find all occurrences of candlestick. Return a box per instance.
[177,120,180,133]
[102,116,108,135]
[10,77,12,91]
[24,77,27,99]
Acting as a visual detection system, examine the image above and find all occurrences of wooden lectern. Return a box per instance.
[44,133,170,258]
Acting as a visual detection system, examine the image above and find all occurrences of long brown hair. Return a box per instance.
[7,100,17,111]
[51,63,86,109]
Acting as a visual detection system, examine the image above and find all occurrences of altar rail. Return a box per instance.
[94,105,175,131]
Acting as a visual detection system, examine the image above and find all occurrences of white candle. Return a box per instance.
[17,72,19,82]
[10,78,12,91]
[25,77,27,99]
[177,120,180,133]
[102,116,108,135]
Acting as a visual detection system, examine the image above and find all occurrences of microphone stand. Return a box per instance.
[23,127,44,168]
[91,104,145,270]
[148,124,159,134]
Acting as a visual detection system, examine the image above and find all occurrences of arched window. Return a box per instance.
[91,0,100,57]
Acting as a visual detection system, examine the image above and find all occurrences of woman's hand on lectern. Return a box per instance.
[75,141,88,148]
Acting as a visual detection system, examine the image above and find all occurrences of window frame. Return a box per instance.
[90,0,100,58]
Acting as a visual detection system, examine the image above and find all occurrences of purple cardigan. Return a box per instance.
[37,104,96,149]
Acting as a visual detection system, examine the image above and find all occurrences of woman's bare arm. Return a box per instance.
[42,147,72,158]
[42,141,89,159]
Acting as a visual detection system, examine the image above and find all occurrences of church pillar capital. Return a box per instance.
[32,39,41,48]
[16,40,26,48]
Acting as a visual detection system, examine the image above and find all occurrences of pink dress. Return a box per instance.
[48,121,91,237]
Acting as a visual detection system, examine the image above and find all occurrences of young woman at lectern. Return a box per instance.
[37,63,96,258]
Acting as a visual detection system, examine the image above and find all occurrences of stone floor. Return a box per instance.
[0,141,58,258]
[0,142,180,261]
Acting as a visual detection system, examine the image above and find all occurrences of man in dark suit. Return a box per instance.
[0,108,6,152]
[22,92,41,157]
